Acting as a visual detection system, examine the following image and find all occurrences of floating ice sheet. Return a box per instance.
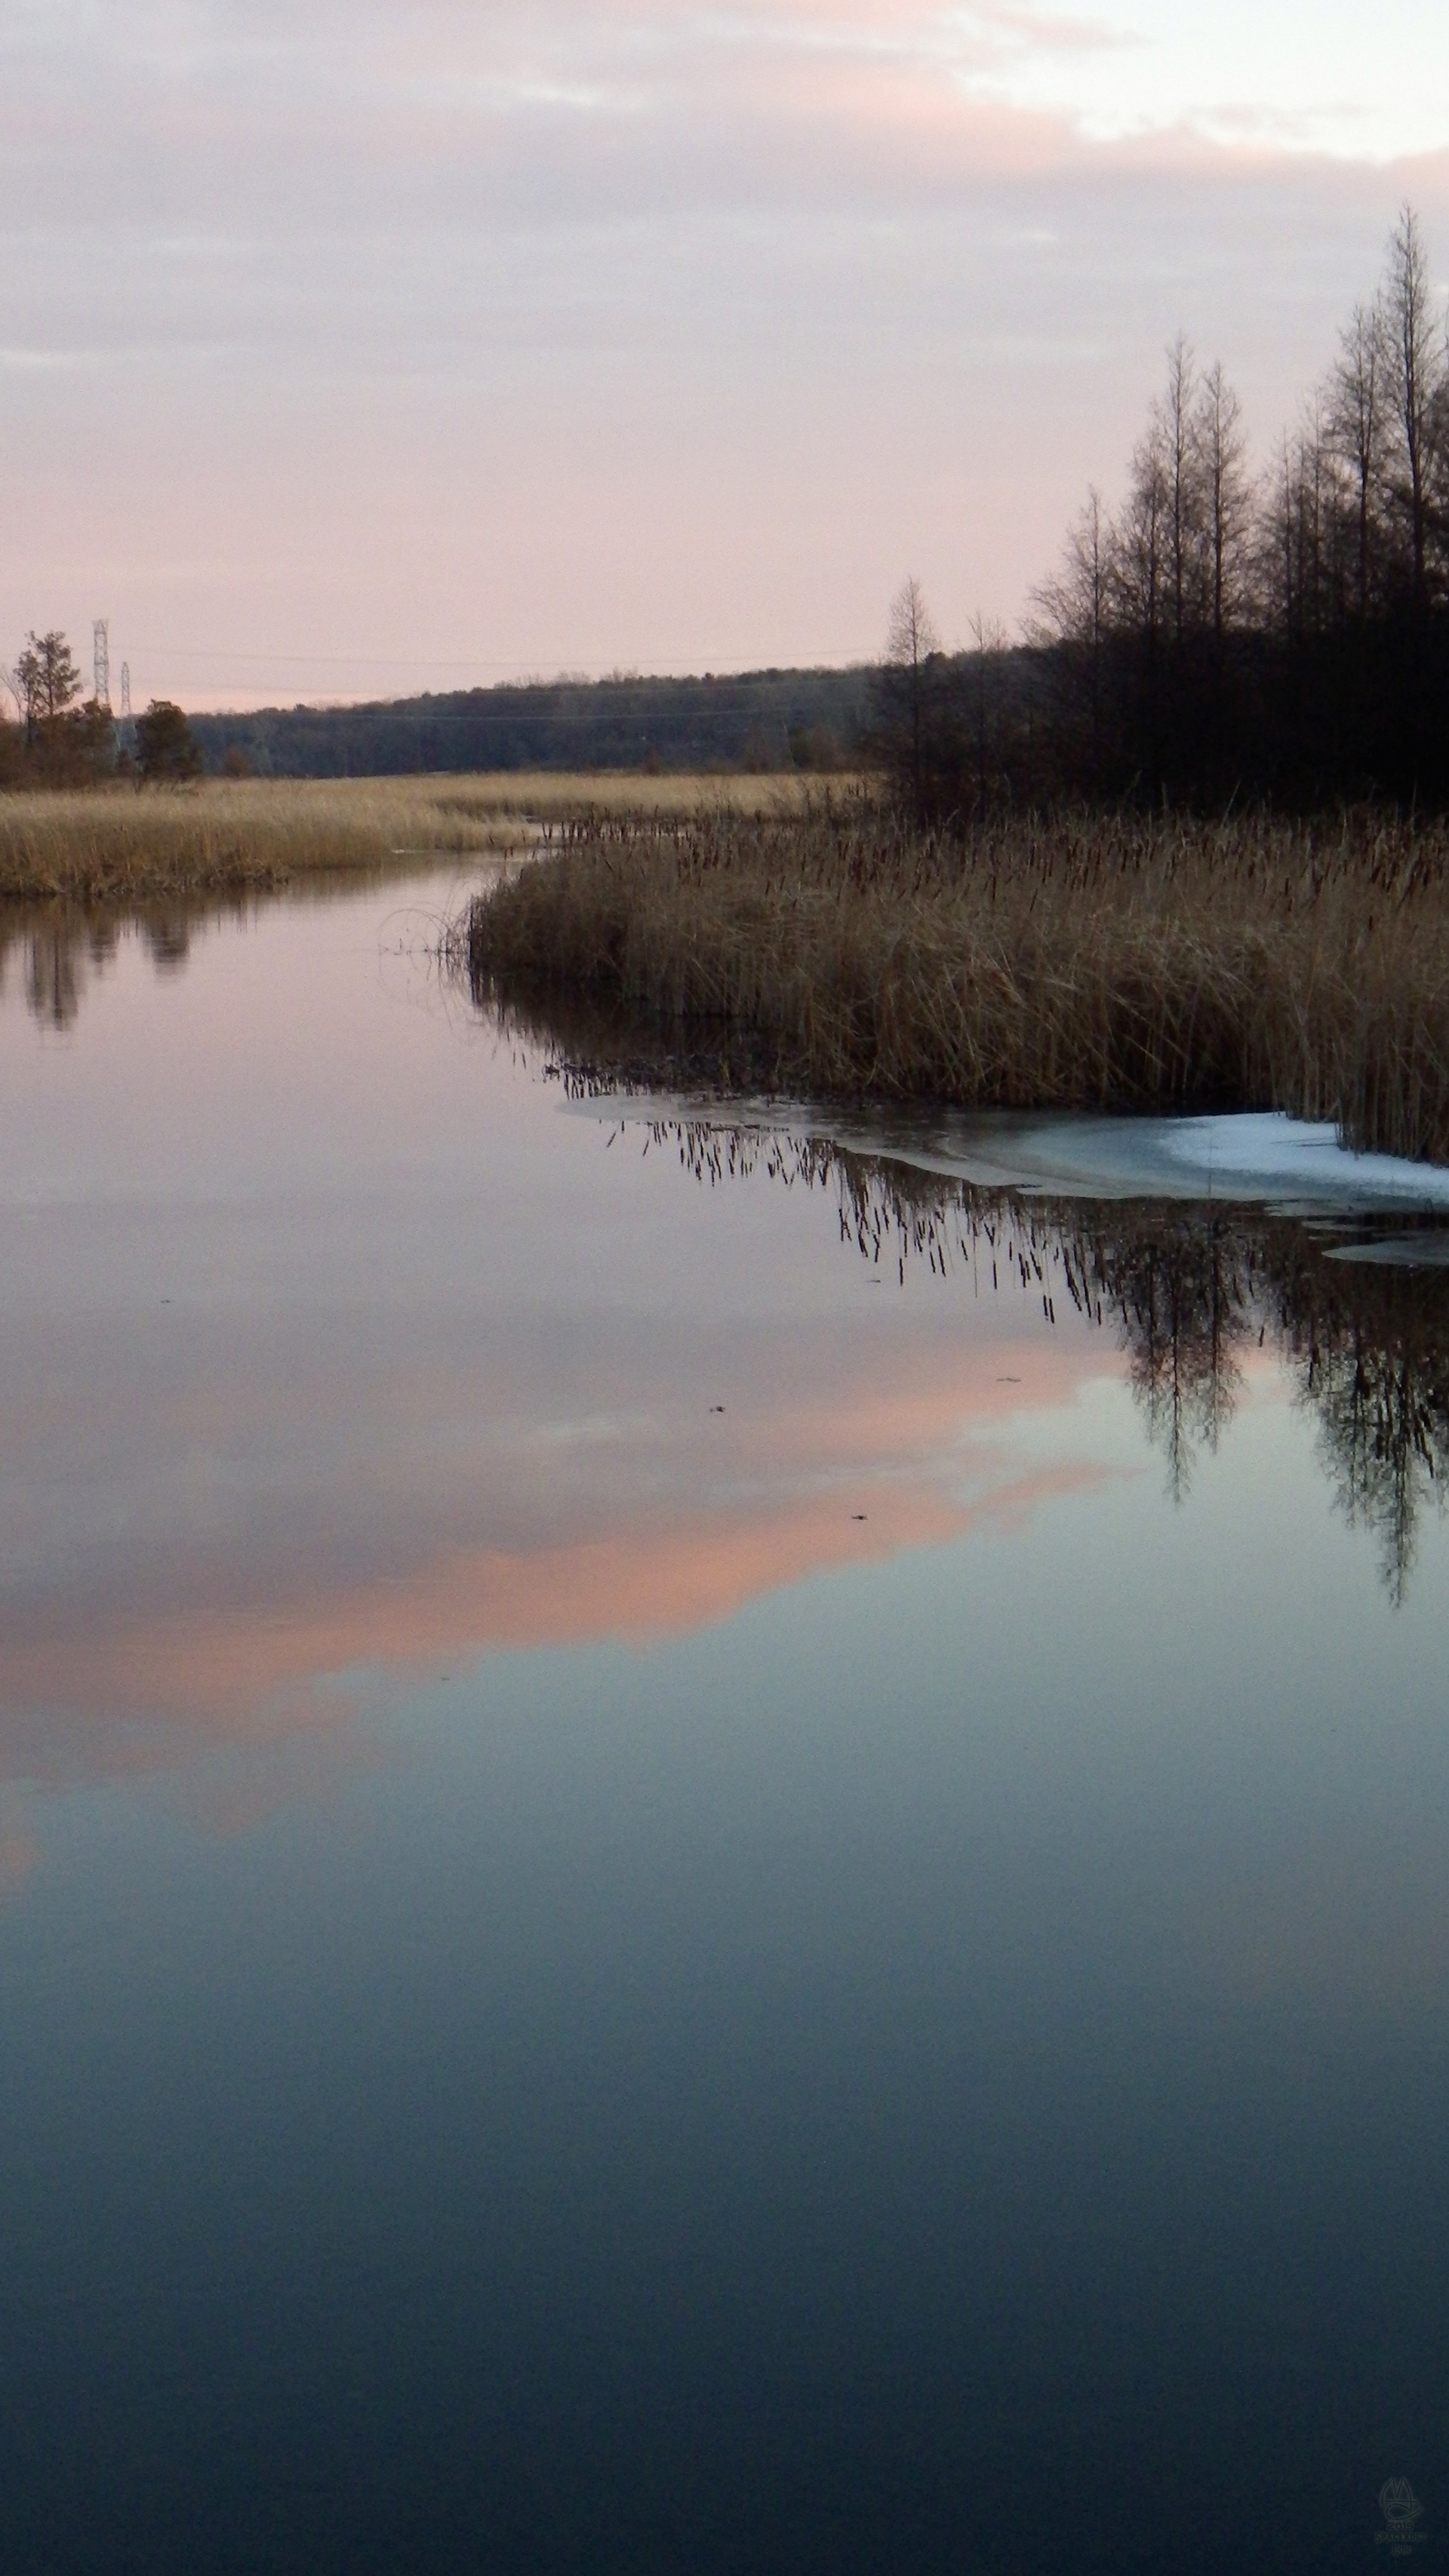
[577,1096,1449,1235]
[863,1108,1449,1216]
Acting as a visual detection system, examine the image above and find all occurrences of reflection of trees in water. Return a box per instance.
[1088,1222,1447,1591]
[0,879,393,1032]
[23,925,83,1029]
[1276,1262,1449,1607]
[0,906,205,1030]
[644,1109,1449,1603]
[143,916,192,972]
[1090,1218,1251,1500]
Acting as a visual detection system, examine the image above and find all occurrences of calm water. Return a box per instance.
[3,875,1449,2574]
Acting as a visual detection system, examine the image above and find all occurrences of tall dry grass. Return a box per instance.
[467,802,1449,1162]
[0,771,817,906]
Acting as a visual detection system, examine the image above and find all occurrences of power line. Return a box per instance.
[121,645,880,675]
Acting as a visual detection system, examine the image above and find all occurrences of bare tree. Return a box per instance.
[1195,362,1251,636]
[1268,433,1296,633]
[1297,397,1332,632]
[1116,416,1168,645]
[1328,300,1386,620]
[1161,334,1200,643]
[887,575,940,671]
[1383,203,1441,605]
[1029,487,1111,782]
[884,576,941,817]
[1031,486,1109,647]
[1021,205,1449,801]
[1265,417,1334,636]
[968,609,1008,811]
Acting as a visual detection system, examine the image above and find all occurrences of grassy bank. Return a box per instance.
[0,772,819,906]
[466,804,1449,1162]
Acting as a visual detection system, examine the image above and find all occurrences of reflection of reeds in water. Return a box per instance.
[601,1103,1449,1603]
[469,805,1449,1162]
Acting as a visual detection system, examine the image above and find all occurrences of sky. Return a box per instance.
[3,0,1449,708]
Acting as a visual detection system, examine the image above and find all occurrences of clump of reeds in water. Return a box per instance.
[466,803,1449,1163]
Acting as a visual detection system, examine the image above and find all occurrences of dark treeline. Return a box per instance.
[189,667,872,780]
[878,206,1449,819]
[1,651,872,789]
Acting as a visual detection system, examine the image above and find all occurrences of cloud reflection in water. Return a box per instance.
[4,884,1448,1838]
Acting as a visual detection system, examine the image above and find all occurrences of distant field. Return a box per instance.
[0,772,832,906]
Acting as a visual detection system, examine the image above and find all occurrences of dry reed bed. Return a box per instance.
[0,772,817,906]
[0,781,485,904]
[467,806,1449,1162]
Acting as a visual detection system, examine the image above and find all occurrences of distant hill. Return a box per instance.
[190,666,875,778]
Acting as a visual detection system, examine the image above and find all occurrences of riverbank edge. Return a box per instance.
[465,809,1449,1166]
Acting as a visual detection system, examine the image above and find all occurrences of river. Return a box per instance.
[2,869,1447,2573]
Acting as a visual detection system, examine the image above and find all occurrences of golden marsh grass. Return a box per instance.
[0,771,822,906]
[466,802,1449,1162]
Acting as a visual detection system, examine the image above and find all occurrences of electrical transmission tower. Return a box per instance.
[118,661,135,754]
[93,619,111,710]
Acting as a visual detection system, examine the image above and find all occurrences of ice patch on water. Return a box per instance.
[798,1106,1449,1216]
[1135,1111,1449,1208]
[578,1091,1449,1224]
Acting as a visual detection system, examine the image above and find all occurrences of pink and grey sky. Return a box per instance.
[4,0,1448,706]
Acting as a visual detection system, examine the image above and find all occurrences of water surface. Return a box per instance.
[2,878,1447,2573]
